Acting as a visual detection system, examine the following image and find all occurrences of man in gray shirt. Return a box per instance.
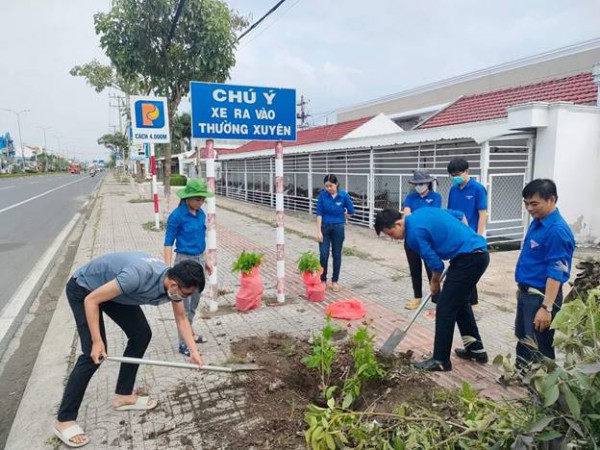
[53,252,205,448]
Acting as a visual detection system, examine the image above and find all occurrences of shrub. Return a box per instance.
[171,174,187,186]
[231,251,263,274]
[297,250,321,274]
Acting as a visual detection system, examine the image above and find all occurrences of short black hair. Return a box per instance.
[374,208,402,236]
[522,178,558,201]
[447,158,469,174]
[168,260,206,291]
[324,174,339,185]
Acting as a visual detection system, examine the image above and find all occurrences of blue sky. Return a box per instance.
[0,0,599,160]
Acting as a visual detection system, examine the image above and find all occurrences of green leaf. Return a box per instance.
[325,432,336,450]
[543,384,560,407]
[327,397,335,409]
[560,384,580,419]
[537,430,562,441]
[527,416,555,433]
[342,393,353,409]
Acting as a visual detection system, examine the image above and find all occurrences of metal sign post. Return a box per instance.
[205,139,219,312]
[275,141,285,303]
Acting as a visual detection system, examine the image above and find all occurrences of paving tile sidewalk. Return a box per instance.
[9,175,536,449]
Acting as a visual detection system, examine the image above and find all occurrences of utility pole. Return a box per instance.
[38,126,52,171]
[296,95,311,129]
[1,108,30,170]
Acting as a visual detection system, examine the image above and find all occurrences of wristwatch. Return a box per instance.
[539,304,551,313]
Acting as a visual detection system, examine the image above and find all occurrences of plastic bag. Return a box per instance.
[302,270,325,302]
[235,266,263,312]
[326,299,366,320]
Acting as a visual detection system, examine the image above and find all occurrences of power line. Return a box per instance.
[236,0,288,42]
[239,0,301,48]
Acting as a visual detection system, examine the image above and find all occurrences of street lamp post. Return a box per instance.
[1,108,30,170]
[38,126,52,171]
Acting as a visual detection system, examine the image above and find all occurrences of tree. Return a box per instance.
[172,112,191,154]
[98,132,130,162]
[92,0,246,215]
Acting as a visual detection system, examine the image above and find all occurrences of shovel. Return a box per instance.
[380,268,448,357]
[105,356,262,373]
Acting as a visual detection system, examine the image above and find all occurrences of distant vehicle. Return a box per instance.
[68,163,81,174]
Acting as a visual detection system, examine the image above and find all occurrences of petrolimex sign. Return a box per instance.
[190,82,296,141]
[130,95,171,144]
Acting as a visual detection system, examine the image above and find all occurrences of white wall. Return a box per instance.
[533,104,600,244]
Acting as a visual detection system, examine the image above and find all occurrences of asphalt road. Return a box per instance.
[0,173,103,312]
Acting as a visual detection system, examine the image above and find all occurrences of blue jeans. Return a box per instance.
[175,252,205,345]
[515,286,562,367]
[319,223,345,283]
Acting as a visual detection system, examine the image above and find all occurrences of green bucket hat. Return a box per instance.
[176,178,215,199]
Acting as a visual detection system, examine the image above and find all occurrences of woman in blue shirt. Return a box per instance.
[164,178,214,356]
[316,174,355,292]
[402,170,442,309]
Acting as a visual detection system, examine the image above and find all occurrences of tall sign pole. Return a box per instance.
[275,141,285,303]
[149,143,160,229]
[205,139,219,312]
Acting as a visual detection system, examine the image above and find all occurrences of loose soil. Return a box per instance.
[182,331,453,449]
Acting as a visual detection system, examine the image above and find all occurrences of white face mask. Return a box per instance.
[415,184,428,194]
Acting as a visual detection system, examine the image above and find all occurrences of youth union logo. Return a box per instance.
[135,100,165,129]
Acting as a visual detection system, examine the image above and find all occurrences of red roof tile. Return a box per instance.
[219,116,373,155]
[418,72,598,129]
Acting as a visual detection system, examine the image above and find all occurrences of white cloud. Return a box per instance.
[1,0,599,158]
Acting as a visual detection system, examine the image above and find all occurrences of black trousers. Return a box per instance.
[57,277,152,422]
[433,252,489,362]
[404,241,432,298]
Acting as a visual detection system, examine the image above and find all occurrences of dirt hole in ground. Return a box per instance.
[181,331,448,449]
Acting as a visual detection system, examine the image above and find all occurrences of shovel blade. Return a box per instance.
[380,329,407,357]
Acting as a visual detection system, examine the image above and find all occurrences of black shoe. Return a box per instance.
[454,347,489,364]
[414,357,452,372]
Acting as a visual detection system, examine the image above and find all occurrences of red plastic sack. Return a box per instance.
[306,283,325,302]
[302,270,325,302]
[235,266,264,312]
[326,299,366,320]
[302,270,321,287]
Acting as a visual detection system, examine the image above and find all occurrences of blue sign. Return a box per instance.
[190,82,296,141]
[134,100,165,129]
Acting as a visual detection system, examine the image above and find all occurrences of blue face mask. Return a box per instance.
[452,176,465,186]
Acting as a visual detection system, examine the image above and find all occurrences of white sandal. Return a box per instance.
[53,424,89,448]
[114,396,158,411]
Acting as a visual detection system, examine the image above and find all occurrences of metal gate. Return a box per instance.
[217,135,533,244]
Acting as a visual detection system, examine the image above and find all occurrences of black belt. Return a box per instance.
[451,249,486,262]
[517,283,545,296]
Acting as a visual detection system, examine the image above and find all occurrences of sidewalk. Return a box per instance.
[8,175,543,449]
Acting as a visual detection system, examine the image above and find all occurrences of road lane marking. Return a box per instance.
[0,177,89,215]
[0,186,15,191]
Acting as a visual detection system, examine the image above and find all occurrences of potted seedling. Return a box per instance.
[297,251,325,302]
[232,251,264,312]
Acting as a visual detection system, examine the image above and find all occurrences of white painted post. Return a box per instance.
[480,140,490,191]
[205,139,219,312]
[275,141,285,303]
[149,143,160,230]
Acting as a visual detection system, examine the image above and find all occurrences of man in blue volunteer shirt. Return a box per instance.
[447,157,488,308]
[54,252,205,448]
[513,179,575,369]
[447,158,488,235]
[375,208,489,371]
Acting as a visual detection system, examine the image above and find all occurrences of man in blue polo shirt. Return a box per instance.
[447,157,488,308]
[54,252,205,448]
[447,158,488,235]
[514,179,575,369]
[375,208,489,371]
